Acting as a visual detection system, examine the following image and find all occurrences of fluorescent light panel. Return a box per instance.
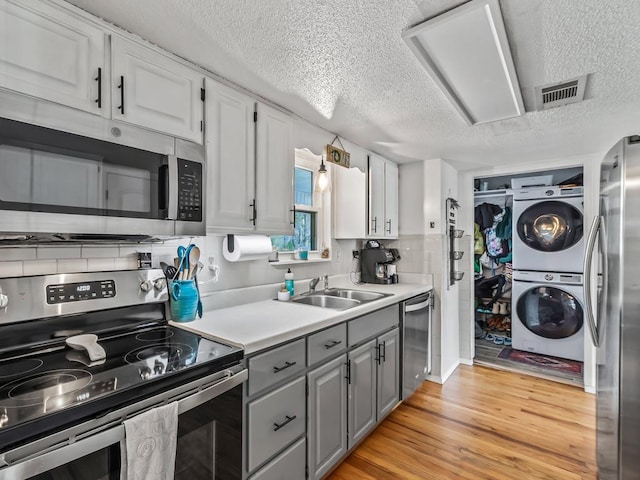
[402,0,524,125]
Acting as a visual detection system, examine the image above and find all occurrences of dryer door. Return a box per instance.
[516,285,584,339]
[516,200,583,252]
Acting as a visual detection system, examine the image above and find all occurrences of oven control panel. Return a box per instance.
[46,280,116,304]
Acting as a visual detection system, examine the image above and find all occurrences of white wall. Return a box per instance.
[393,158,461,384]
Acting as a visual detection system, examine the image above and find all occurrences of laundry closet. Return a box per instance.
[472,167,585,384]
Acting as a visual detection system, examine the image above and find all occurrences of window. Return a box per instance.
[271,149,330,256]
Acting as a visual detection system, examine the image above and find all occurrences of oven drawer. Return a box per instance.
[248,339,306,396]
[247,376,306,473]
[248,437,306,480]
[307,323,347,366]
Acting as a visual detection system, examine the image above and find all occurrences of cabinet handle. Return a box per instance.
[375,344,381,365]
[372,216,377,233]
[273,415,297,432]
[273,361,296,373]
[345,360,351,384]
[323,339,342,349]
[290,205,296,227]
[249,199,257,226]
[117,75,125,114]
[380,341,386,362]
[386,219,392,234]
[94,67,102,108]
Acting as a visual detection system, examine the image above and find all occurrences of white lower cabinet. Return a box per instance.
[307,354,348,480]
[248,437,306,480]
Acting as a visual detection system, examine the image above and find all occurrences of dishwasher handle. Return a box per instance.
[405,298,431,313]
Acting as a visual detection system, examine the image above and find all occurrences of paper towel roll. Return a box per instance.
[223,234,273,262]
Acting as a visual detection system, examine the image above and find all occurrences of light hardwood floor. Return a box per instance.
[328,365,596,480]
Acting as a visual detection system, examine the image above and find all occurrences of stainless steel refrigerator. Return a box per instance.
[584,135,640,479]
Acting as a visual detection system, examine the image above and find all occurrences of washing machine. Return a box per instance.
[512,270,584,361]
[512,186,584,273]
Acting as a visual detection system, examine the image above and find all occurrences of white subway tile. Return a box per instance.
[81,246,119,258]
[37,246,81,260]
[87,258,116,272]
[0,248,36,261]
[23,260,58,276]
[113,257,138,270]
[56,259,88,273]
[0,261,23,277]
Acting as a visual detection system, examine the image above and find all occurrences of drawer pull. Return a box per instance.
[273,361,297,373]
[273,415,297,432]
[323,339,342,350]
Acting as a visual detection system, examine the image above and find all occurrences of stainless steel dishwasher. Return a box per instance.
[401,291,433,400]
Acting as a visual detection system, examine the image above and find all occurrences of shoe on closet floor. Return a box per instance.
[499,302,509,315]
[492,303,500,314]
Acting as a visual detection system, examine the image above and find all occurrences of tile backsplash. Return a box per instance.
[0,236,357,296]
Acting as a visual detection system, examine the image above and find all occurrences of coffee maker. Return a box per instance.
[359,240,400,284]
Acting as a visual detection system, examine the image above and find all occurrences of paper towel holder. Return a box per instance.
[227,234,235,253]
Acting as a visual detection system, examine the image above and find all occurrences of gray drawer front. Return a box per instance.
[307,323,347,366]
[248,339,306,396]
[348,305,399,347]
[249,437,306,480]
[247,377,306,473]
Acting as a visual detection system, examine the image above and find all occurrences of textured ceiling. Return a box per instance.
[68,0,640,169]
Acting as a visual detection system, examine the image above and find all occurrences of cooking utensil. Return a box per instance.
[188,245,200,279]
[165,266,177,280]
[194,274,203,318]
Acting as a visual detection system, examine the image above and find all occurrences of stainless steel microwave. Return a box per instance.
[0,117,205,242]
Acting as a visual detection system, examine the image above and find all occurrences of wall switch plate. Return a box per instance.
[430,221,436,228]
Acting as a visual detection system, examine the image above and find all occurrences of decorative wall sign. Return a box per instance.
[326,136,350,168]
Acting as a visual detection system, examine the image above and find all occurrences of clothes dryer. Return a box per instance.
[512,270,584,361]
[512,186,584,272]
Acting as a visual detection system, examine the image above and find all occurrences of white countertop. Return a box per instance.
[172,276,432,355]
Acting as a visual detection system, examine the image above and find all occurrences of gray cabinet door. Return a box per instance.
[307,354,347,480]
[377,328,400,419]
[347,340,377,449]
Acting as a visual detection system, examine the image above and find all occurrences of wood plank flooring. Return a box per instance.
[328,365,596,480]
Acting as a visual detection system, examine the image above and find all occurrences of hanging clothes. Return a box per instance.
[474,202,502,231]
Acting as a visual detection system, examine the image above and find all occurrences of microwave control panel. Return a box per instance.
[177,159,203,222]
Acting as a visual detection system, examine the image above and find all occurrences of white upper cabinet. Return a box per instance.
[255,102,294,234]
[111,36,204,143]
[205,78,256,231]
[384,161,399,237]
[0,0,105,115]
[368,154,398,239]
[333,166,367,239]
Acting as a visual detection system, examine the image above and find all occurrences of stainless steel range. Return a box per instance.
[0,269,246,479]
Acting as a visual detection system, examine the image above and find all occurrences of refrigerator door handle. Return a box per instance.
[596,215,608,347]
[583,215,601,347]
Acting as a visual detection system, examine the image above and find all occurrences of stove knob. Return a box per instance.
[140,280,153,293]
[0,292,8,309]
[139,366,152,380]
[154,278,167,291]
[0,409,8,427]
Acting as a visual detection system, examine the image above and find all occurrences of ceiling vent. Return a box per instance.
[535,75,588,111]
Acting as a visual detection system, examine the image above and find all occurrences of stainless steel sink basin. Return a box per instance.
[290,295,360,310]
[323,288,390,302]
[289,288,392,310]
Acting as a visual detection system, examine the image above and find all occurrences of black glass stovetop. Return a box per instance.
[0,323,243,451]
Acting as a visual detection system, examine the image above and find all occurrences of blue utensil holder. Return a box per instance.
[169,279,199,322]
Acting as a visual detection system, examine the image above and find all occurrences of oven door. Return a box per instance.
[0,368,247,480]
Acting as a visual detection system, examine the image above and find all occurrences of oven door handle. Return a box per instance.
[0,368,248,479]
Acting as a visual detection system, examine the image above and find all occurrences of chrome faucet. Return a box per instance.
[309,277,320,293]
[323,274,329,290]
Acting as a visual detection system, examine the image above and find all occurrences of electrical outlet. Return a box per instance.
[430,221,436,229]
[352,250,359,259]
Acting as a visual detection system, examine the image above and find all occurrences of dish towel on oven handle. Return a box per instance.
[121,402,178,480]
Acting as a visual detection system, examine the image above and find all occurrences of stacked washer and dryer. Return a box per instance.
[511,186,585,361]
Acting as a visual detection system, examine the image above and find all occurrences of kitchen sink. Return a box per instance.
[322,288,390,302]
[291,295,361,310]
[289,288,392,310]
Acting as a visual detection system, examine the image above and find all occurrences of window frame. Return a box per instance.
[271,148,331,261]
